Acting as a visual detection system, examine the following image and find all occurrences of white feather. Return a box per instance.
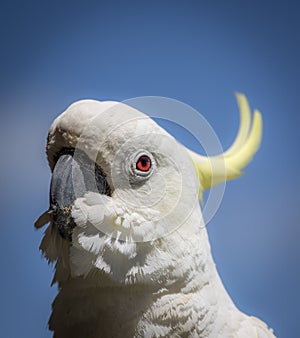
[37,99,275,337]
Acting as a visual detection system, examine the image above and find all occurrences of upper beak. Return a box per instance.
[48,148,110,240]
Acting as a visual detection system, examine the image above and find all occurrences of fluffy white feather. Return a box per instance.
[36,96,275,337]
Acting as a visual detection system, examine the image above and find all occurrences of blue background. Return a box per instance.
[0,1,299,337]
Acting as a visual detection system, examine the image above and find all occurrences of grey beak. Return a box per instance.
[49,148,110,240]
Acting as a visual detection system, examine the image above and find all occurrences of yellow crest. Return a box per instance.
[188,93,263,199]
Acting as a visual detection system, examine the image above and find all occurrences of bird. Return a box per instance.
[35,93,276,338]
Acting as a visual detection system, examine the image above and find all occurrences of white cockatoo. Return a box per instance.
[35,94,275,338]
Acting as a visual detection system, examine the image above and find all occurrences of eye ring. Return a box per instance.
[130,150,155,179]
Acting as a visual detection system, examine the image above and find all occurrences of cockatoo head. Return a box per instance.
[38,95,262,284]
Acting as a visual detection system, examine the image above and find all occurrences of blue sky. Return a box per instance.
[0,1,299,337]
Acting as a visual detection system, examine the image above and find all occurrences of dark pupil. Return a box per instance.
[141,157,148,167]
[136,156,151,171]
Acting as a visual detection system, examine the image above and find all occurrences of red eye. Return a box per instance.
[136,155,151,172]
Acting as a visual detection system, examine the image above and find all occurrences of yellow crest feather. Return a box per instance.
[188,93,263,199]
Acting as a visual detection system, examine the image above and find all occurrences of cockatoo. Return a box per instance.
[35,94,275,338]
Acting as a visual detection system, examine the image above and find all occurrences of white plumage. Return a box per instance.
[36,95,275,337]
